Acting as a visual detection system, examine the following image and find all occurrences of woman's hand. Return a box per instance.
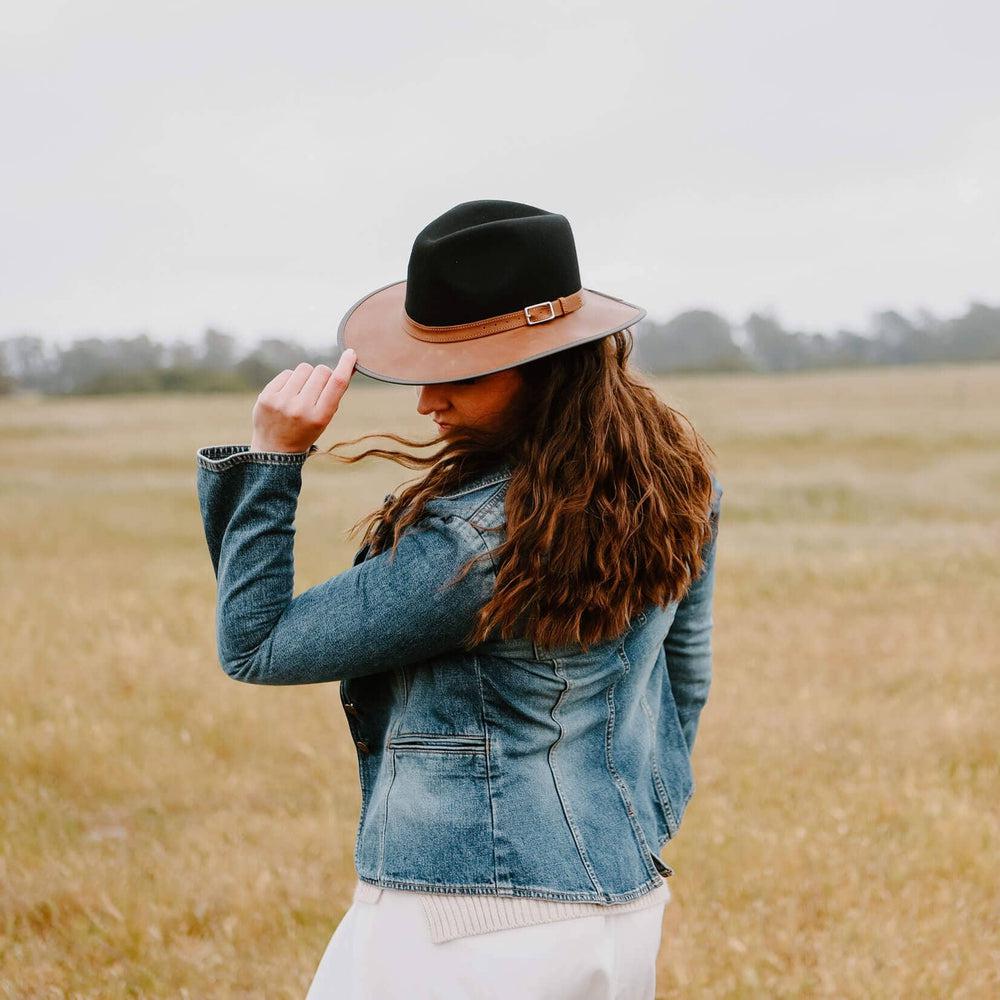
[249,350,357,454]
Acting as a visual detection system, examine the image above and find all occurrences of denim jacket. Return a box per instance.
[196,444,722,904]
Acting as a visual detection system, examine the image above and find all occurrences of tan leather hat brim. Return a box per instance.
[336,279,646,385]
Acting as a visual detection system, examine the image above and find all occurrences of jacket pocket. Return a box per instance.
[387,732,489,755]
[381,733,494,884]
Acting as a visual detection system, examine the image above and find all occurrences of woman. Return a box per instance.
[195,200,723,999]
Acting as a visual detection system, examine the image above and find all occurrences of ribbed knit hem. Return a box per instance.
[351,878,671,944]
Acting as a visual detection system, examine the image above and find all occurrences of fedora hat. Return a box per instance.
[336,199,646,385]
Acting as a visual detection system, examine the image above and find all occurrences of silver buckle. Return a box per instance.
[524,300,556,325]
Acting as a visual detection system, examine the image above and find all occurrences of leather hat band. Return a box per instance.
[403,289,585,343]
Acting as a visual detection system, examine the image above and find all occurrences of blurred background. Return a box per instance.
[2,2,997,997]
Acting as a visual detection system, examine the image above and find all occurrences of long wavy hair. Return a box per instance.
[316,329,718,654]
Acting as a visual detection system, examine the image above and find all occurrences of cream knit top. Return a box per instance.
[351,876,671,944]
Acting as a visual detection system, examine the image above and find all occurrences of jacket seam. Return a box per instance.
[378,671,413,880]
[378,748,396,880]
[639,693,680,838]
[606,643,662,879]
[348,678,370,879]
[473,654,501,888]
[547,659,604,894]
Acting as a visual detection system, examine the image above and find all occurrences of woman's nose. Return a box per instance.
[416,386,448,414]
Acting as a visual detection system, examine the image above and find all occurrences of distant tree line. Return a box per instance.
[631,301,1000,374]
[1,299,998,396]
[0,329,348,396]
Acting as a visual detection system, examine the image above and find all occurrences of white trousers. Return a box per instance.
[304,885,667,1000]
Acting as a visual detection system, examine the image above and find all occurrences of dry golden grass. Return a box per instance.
[1,363,998,998]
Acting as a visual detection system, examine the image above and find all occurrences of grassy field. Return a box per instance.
[2,363,998,998]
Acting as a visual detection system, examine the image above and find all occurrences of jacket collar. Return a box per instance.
[437,459,515,499]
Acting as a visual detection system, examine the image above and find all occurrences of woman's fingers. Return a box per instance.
[295,351,355,408]
[314,351,356,421]
[250,353,355,451]
[275,362,318,404]
[262,367,296,396]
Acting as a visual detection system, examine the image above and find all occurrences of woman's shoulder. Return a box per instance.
[424,462,513,530]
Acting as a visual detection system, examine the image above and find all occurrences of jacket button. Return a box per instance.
[355,739,370,754]
[344,702,360,717]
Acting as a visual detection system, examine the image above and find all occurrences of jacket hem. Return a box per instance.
[353,872,666,905]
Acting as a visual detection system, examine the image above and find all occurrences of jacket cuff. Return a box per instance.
[196,443,318,472]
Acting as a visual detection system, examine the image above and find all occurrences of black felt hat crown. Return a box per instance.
[404,200,583,326]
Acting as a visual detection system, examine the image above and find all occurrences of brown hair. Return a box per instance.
[317,329,718,653]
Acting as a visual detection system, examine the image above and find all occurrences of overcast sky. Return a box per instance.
[3,0,997,350]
